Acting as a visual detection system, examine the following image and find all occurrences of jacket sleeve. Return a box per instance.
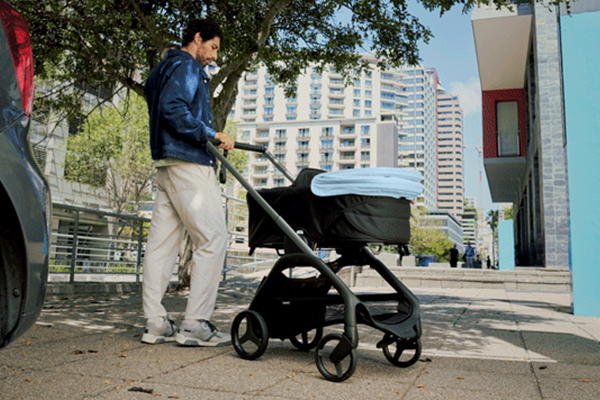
[159,61,216,144]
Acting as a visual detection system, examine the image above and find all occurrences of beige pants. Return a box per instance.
[142,164,227,321]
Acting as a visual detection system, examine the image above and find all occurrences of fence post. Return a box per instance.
[135,219,144,285]
[69,210,80,284]
[222,197,229,280]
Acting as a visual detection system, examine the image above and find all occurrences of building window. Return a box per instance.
[275,129,287,138]
[497,101,520,157]
[321,139,333,149]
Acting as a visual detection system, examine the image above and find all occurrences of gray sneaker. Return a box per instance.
[141,318,178,344]
[175,320,231,347]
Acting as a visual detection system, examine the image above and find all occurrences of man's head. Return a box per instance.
[181,19,223,67]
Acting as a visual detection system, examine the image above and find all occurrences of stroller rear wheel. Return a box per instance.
[231,310,269,360]
[380,333,421,367]
[315,333,357,382]
[289,327,323,351]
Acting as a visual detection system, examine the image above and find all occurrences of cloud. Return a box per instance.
[447,77,482,117]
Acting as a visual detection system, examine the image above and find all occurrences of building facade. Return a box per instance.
[397,66,438,209]
[462,196,478,248]
[231,57,464,224]
[230,56,405,188]
[472,1,600,315]
[436,90,464,221]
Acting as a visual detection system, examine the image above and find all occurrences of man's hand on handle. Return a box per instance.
[215,132,234,151]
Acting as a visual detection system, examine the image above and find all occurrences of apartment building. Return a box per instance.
[397,66,438,209]
[230,55,404,188]
[436,90,464,221]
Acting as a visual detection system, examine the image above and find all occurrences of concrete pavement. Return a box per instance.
[1,276,599,399]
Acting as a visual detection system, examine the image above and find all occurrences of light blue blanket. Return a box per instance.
[310,167,423,200]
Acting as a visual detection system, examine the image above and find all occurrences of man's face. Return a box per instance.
[195,34,220,67]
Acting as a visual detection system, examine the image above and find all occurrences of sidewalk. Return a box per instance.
[1,277,599,399]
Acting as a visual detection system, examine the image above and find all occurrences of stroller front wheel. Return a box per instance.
[315,333,357,382]
[381,334,421,368]
[231,310,269,360]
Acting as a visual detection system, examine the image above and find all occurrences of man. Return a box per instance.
[464,242,475,269]
[449,244,459,268]
[141,19,234,347]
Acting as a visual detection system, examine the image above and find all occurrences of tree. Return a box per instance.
[64,92,153,215]
[502,205,514,220]
[13,0,564,133]
[486,209,498,264]
[410,207,453,263]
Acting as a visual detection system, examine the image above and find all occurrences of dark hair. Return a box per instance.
[182,19,223,47]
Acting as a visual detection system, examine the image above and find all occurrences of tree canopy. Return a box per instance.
[409,207,453,262]
[64,92,153,215]
[12,0,563,132]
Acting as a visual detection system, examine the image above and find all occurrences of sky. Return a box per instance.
[405,3,495,214]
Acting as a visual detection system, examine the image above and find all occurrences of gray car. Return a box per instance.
[0,0,51,348]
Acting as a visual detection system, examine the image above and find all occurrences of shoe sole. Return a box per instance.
[175,333,231,347]
[141,333,177,345]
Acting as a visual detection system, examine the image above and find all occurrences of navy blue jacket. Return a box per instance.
[145,49,217,167]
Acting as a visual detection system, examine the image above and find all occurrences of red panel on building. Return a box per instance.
[481,89,526,158]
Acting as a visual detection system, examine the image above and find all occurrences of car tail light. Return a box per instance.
[0,1,34,117]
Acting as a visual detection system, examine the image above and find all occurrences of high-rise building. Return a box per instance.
[229,56,464,226]
[436,89,464,221]
[462,197,478,247]
[397,66,438,210]
[230,54,404,188]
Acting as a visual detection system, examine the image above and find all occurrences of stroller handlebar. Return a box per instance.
[208,138,266,153]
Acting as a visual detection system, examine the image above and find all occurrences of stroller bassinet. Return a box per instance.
[247,168,412,251]
[207,140,422,382]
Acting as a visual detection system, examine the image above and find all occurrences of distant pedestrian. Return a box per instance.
[449,244,459,268]
[464,242,475,269]
[487,256,492,269]
[397,245,408,266]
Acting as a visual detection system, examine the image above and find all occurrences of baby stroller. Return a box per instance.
[208,139,422,382]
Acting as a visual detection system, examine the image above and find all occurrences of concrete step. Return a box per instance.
[344,266,572,292]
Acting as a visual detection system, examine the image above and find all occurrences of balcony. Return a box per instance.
[472,3,533,92]
[328,78,345,88]
[339,151,355,161]
[340,127,356,137]
[328,88,345,99]
[328,109,344,118]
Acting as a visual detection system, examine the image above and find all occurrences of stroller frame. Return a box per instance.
[207,140,422,382]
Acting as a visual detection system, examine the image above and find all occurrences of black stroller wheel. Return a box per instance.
[289,327,323,351]
[231,310,269,360]
[381,334,421,368]
[315,333,357,382]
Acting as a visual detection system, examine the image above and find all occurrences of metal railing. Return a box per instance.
[49,195,275,284]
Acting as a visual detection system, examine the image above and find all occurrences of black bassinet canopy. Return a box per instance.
[247,169,412,250]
